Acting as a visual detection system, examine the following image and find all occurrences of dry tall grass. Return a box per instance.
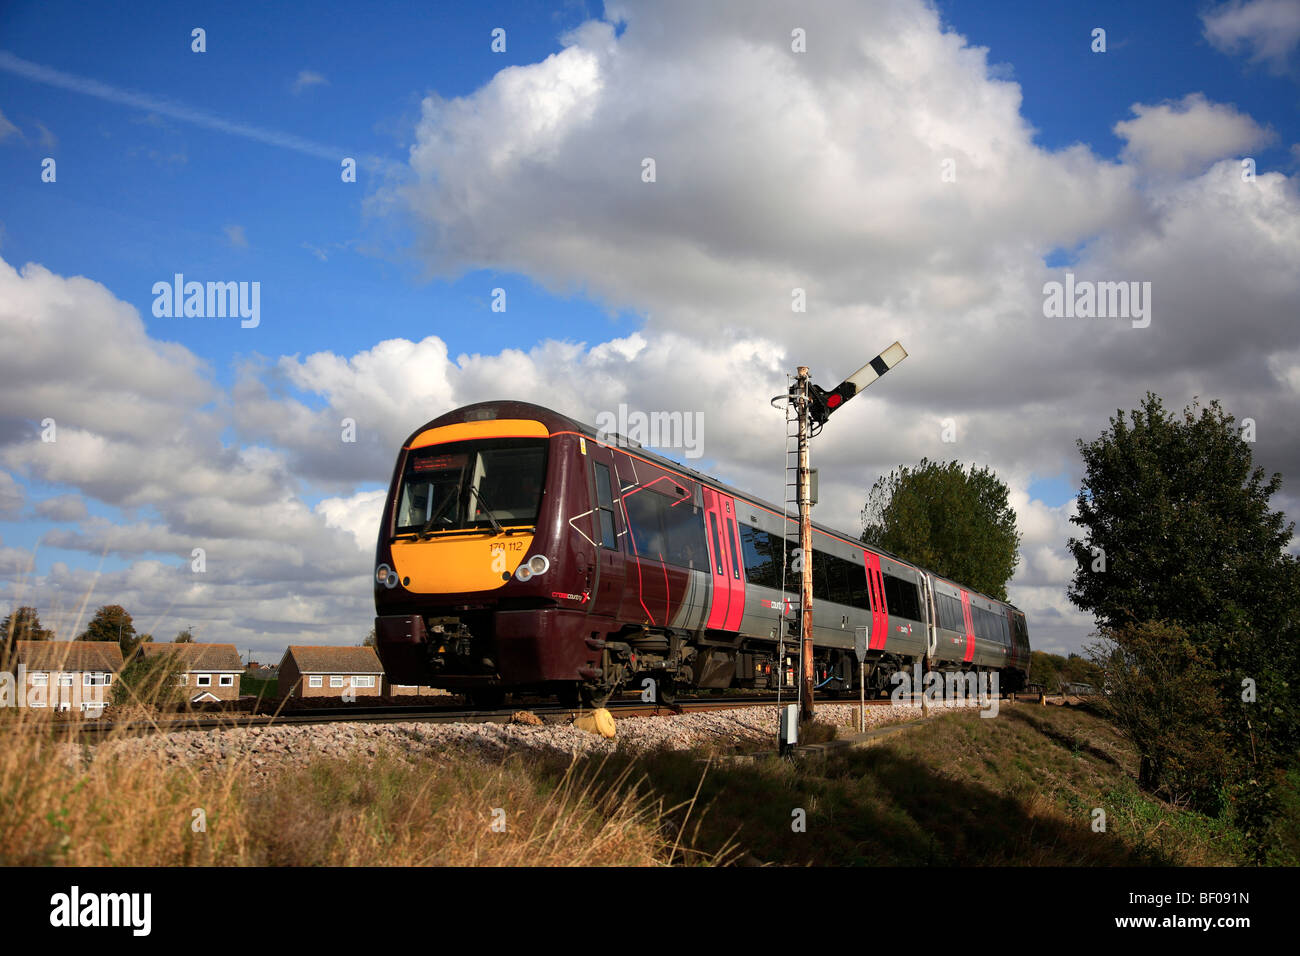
[0,701,732,866]
[3,585,729,867]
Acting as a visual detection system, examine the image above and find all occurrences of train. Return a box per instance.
[372,400,1031,708]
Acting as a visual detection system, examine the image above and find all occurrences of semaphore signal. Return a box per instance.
[779,341,908,722]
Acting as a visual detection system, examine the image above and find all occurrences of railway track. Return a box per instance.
[38,689,1032,738]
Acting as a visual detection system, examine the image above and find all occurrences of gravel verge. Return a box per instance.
[65,700,991,776]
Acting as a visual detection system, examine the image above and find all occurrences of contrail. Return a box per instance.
[0,50,358,163]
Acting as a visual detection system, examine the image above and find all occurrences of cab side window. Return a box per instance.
[594,462,618,549]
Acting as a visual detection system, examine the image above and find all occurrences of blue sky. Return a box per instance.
[1,0,632,371]
[3,1,1292,375]
[2,0,1298,655]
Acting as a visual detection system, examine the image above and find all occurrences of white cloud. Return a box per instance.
[0,51,350,162]
[1114,93,1272,178]
[292,70,329,94]
[0,259,215,446]
[224,224,248,248]
[0,109,19,142]
[316,490,388,553]
[0,471,22,518]
[391,1,1137,328]
[3,0,1298,660]
[33,494,87,522]
[1202,0,1300,72]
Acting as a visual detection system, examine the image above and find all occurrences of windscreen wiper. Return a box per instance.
[468,486,505,535]
[417,483,462,539]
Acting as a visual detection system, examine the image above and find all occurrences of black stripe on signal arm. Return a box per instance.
[869,355,890,377]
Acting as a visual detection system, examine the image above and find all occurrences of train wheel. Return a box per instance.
[555,683,581,708]
[467,688,506,709]
[580,684,612,709]
[655,674,677,705]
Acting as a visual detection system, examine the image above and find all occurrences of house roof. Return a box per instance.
[140,642,243,672]
[13,640,124,672]
[280,645,385,675]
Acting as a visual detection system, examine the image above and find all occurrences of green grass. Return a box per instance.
[1264,763,1300,866]
[534,702,1261,865]
[5,695,1283,866]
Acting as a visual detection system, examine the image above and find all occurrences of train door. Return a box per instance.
[665,482,710,631]
[586,450,625,621]
[959,590,976,663]
[920,573,938,660]
[862,550,890,650]
[702,489,745,631]
[720,495,746,630]
[614,457,673,626]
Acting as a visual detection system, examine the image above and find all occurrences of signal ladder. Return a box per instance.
[777,378,799,705]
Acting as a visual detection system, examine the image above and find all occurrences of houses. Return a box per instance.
[9,641,124,714]
[4,632,422,713]
[277,646,385,699]
[139,643,243,703]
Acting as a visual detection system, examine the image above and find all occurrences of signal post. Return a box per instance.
[787,344,909,725]
[796,367,816,721]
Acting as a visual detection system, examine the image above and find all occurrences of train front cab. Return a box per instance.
[373,411,599,700]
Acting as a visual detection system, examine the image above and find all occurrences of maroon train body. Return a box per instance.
[373,401,1030,707]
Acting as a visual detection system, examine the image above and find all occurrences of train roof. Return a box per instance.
[404,400,1023,613]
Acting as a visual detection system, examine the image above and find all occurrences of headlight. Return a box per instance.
[376,564,397,589]
[516,554,549,581]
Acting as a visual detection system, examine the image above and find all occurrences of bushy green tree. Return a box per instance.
[861,458,1020,600]
[1090,621,1234,809]
[2,606,54,658]
[111,649,186,709]
[78,604,137,657]
[1029,651,1062,691]
[1069,393,1300,852]
[1068,394,1293,632]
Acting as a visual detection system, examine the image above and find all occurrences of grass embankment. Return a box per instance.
[0,722,706,865]
[587,703,1260,865]
[2,702,1287,865]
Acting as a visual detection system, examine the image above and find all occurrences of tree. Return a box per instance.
[111,650,186,710]
[1068,393,1293,632]
[1069,393,1300,850]
[860,458,1021,600]
[1029,651,1062,692]
[1089,621,1234,809]
[77,605,137,656]
[362,626,376,648]
[1060,652,1102,687]
[173,628,194,644]
[2,606,54,657]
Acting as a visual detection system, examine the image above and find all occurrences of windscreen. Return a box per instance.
[395,438,547,534]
